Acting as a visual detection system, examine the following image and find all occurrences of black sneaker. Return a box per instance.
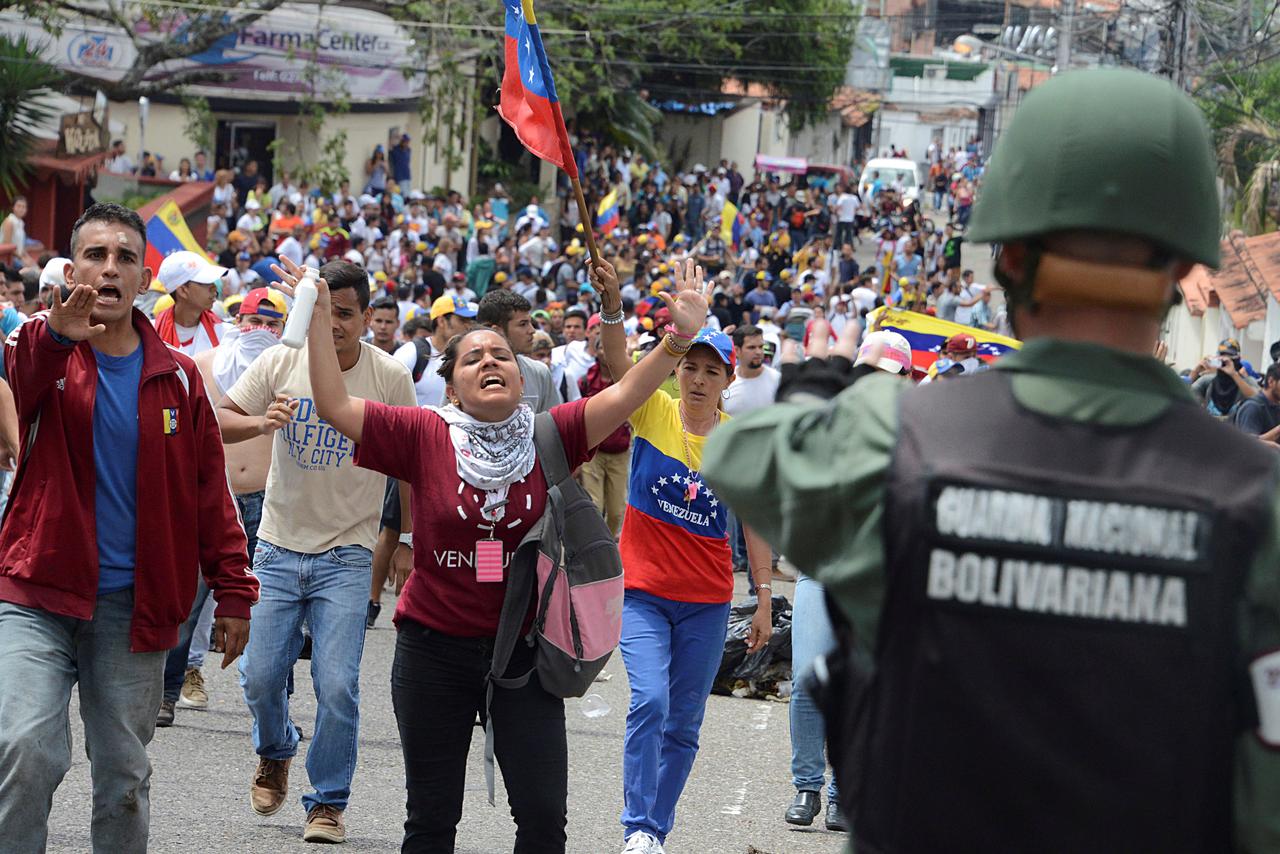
[366,600,382,630]
[156,699,176,728]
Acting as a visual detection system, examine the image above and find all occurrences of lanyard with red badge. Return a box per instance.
[475,494,508,583]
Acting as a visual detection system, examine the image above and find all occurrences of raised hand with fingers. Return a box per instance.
[48,284,107,342]
[589,258,622,311]
[661,258,711,338]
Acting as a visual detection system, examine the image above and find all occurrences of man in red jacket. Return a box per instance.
[0,203,258,853]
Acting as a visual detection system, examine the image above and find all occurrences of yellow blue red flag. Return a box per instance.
[497,0,578,179]
[867,306,1021,373]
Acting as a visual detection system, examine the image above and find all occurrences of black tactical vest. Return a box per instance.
[848,370,1276,854]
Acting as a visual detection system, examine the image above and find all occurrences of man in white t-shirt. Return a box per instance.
[954,268,983,326]
[217,260,415,844]
[277,223,306,268]
[834,185,860,248]
[153,250,230,356]
[723,324,780,572]
[394,294,476,407]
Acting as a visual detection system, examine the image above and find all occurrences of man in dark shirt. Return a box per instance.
[1236,363,1280,440]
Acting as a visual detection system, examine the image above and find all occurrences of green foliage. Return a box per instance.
[395,0,858,173]
[180,94,215,156]
[1198,62,1280,234]
[0,34,62,198]
[266,2,351,194]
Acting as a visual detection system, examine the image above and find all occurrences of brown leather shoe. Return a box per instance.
[303,804,346,843]
[250,756,291,816]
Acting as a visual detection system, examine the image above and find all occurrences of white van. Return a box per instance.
[859,158,923,201]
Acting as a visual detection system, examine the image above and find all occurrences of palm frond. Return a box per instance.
[0,34,63,199]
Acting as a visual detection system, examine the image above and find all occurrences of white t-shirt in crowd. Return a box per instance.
[173,321,221,357]
[277,236,304,267]
[226,341,416,553]
[955,285,979,326]
[723,366,781,417]
[395,338,446,407]
[835,193,859,222]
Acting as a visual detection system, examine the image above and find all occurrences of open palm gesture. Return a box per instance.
[48,284,106,342]
[660,258,711,338]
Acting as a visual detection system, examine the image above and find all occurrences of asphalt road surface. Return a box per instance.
[46,574,848,854]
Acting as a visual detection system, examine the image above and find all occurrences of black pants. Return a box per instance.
[392,620,568,854]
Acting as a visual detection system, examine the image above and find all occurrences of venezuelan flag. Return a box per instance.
[596,189,620,235]
[144,201,210,291]
[719,200,747,250]
[497,0,578,179]
[867,306,1021,373]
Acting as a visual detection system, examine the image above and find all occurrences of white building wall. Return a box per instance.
[108,100,472,196]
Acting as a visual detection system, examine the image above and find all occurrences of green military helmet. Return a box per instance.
[966,68,1221,268]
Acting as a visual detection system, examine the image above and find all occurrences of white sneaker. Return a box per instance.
[622,831,665,853]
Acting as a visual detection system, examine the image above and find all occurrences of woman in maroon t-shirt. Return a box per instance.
[274,255,710,853]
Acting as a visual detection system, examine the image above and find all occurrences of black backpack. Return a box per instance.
[411,337,432,383]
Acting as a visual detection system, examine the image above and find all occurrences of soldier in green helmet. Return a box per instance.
[703,68,1280,853]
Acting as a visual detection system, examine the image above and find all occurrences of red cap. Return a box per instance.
[587,312,602,330]
[239,287,287,319]
[944,333,977,353]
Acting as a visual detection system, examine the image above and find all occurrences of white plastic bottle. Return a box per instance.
[280,267,319,349]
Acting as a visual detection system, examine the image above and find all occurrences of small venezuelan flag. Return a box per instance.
[596,189,620,234]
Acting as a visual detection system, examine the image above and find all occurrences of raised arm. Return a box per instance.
[583,259,709,450]
[272,258,367,443]
[587,258,632,383]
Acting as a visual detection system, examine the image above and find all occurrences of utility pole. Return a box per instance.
[1056,0,1074,72]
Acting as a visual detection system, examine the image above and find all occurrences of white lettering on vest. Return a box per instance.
[925,548,1188,628]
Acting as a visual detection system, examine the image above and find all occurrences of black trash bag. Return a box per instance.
[712,594,793,698]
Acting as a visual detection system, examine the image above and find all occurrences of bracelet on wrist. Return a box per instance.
[600,308,625,325]
[662,334,692,359]
[756,582,772,593]
[664,324,696,340]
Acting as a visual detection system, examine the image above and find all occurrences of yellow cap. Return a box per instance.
[658,263,669,273]
[755,271,767,280]
[494,271,509,283]
[223,293,245,314]
[375,271,388,281]
[637,235,648,245]
[476,220,493,229]
[898,276,909,286]
[780,269,793,280]
[416,241,428,252]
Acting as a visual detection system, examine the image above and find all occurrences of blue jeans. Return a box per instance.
[619,589,730,844]
[238,540,371,813]
[0,589,165,853]
[163,490,265,701]
[791,573,838,798]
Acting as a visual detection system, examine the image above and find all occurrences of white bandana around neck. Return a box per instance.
[212,326,280,394]
[428,403,536,524]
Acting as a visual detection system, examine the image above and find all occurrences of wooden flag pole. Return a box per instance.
[569,175,602,267]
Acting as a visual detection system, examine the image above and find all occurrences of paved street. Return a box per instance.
[47,574,847,854]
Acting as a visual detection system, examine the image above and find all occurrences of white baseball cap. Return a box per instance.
[40,257,71,289]
[854,330,913,375]
[157,250,228,293]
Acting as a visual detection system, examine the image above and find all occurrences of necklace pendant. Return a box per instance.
[685,481,698,504]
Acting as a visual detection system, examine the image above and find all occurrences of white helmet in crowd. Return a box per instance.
[854,330,913,375]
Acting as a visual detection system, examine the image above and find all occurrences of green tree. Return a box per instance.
[1199,62,1280,234]
[0,34,62,198]
[397,0,858,170]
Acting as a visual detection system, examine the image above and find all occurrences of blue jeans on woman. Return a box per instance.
[238,540,371,814]
[791,573,838,800]
[619,589,730,845]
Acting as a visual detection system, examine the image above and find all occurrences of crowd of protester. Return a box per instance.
[9,124,1269,853]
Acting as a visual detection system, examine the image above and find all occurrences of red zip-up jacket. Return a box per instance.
[0,310,258,652]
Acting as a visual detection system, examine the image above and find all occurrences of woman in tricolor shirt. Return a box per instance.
[276,255,709,853]
[593,263,776,854]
